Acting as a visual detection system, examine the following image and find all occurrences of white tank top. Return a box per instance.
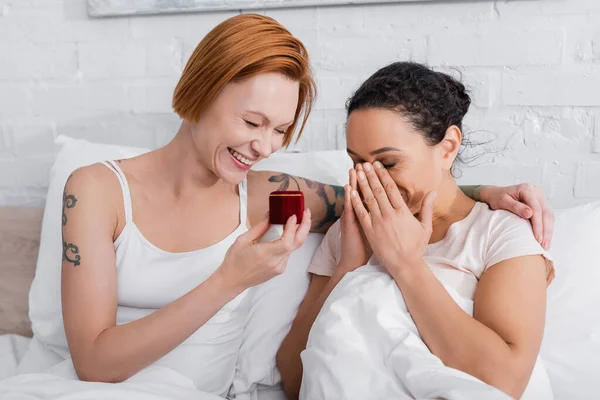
[101,160,251,396]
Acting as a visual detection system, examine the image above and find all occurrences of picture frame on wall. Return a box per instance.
[88,0,435,18]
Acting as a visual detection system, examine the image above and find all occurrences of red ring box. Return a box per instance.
[269,191,305,225]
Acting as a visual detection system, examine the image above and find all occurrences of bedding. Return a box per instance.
[1,135,599,399]
[300,265,552,400]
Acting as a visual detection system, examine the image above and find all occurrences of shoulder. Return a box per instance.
[66,163,120,193]
[482,204,536,238]
[474,203,551,271]
[63,163,124,220]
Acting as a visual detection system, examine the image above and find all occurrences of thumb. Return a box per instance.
[419,191,437,235]
[240,216,271,244]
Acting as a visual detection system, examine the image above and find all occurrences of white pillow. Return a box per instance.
[230,150,351,399]
[252,150,352,186]
[229,233,323,400]
[540,201,600,399]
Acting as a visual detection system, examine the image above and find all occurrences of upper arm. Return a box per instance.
[61,165,121,362]
[247,170,344,233]
[474,255,547,375]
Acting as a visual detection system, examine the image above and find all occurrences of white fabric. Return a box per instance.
[0,335,287,400]
[0,335,30,382]
[96,161,250,395]
[230,150,352,399]
[229,234,323,400]
[540,201,600,399]
[302,202,554,399]
[0,367,225,400]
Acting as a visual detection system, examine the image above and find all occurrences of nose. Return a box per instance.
[250,133,274,159]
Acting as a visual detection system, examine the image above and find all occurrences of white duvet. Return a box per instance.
[300,265,550,400]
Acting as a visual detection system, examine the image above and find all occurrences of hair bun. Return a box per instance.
[439,72,471,117]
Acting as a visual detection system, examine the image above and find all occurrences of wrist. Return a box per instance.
[210,266,245,300]
[388,258,428,284]
[473,185,485,202]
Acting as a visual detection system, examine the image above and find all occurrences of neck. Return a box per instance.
[152,122,230,198]
[429,177,476,244]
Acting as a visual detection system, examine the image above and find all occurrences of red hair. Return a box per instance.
[173,14,316,146]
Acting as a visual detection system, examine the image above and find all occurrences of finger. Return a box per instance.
[373,161,408,211]
[350,189,372,230]
[343,184,356,222]
[350,168,358,191]
[506,198,534,220]
[537,189,555,249]
[519,187,544,244]
[356,168,381,218]
[240,216,271,244]
[279,214,299,247]
[419,191,437,238]
[293,209,312,248]
[362,162,393,215]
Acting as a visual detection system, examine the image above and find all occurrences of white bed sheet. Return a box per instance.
[0,335,286,400]
[0,335,30,381]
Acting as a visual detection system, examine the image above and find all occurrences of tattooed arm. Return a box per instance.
[61,164,246,383]
[247,171,344,233]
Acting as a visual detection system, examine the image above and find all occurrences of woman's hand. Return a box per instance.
[338,169,372,274]
[217,209,312,292]
[479,184,554,249]
[350,162,436,277]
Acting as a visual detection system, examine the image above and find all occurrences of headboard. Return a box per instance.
[0,207,44,337]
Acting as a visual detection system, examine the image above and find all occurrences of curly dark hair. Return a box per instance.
[346,62,471,148]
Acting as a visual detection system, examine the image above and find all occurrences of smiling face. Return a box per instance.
[190,72,300,184]
[346,108,461,215]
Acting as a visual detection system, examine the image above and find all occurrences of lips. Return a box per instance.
[228,148,255,167]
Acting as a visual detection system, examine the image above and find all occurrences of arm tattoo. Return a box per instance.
[63,241,81,267]
[62,175,77,226]
[62,175,81,267]
[269,173,344,230]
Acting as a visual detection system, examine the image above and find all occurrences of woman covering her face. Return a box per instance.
[278,62,554,400]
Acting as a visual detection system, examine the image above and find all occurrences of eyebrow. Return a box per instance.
[246,110,294,127]
[347,147,403,158]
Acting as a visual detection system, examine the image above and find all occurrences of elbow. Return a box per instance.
[477,360,533,399]
[73,357,128,384]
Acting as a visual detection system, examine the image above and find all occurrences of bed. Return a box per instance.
[1,136,599,399]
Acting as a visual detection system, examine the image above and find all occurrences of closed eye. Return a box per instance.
[275,129,286,135]
[244,120,259,128]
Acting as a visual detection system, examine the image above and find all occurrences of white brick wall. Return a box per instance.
[0,0,599,208]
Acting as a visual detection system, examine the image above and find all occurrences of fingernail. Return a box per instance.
[351,190,358,197]
[358,171,366,180]
[363,163,372,172]
[374,161,382,169]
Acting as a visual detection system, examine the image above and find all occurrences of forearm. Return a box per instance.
[277,270,346,399]
[391,262,529,399]
[73,271,241,382]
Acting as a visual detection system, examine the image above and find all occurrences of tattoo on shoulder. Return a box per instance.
[63,241,81,267]
[62,175,78,226]
[268,173,344,230]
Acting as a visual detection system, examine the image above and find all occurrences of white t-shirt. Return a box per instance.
[308,202,554,298]
[306,201,555,399]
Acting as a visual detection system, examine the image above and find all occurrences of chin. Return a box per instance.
[217,167,248,185]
